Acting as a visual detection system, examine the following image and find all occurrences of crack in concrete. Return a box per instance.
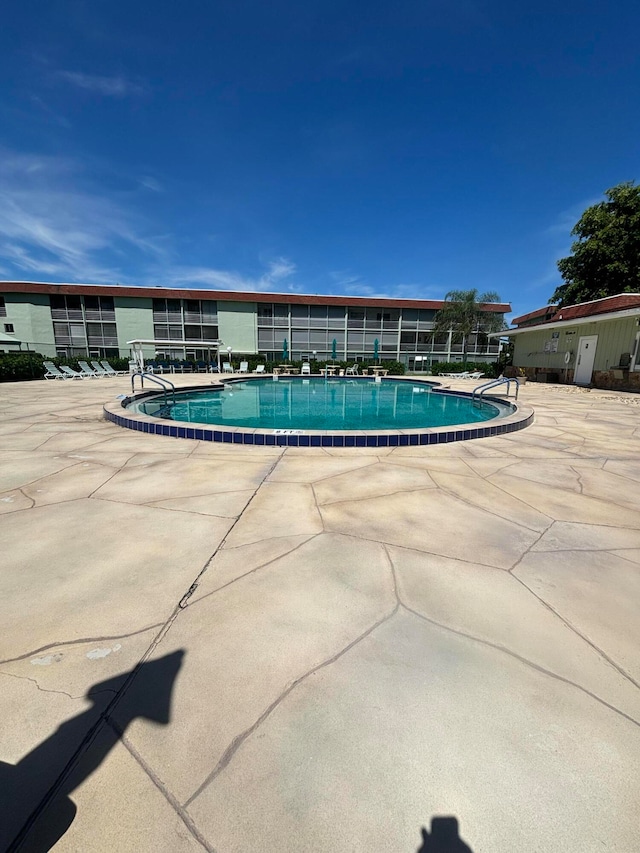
[184,533,321,610]
[0,669,90,701]
[268,458,378,486]
[115,724,217,852]
[172,449,289,610]
[183,603,400,808]
[0,461,80,494]
[309,482,327,534]
[17,487,35,509]
[509,571,640,692]
[400,603,640,729]
[316,483,438,508]
[432,478,554,534]
[0,624,163,665]
[327,528,514,572]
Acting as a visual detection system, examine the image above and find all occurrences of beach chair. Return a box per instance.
[239,361,249,373]
[301,362,311,375]
[469,372,485,380]
[253,364,266,374]
[222,361,233,373]
[100,360,127,376]
[90,360,109,377]
[43,361,67,380]
[60,365,83,379]
[78,360,99,378]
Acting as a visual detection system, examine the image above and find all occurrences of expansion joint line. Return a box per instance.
[9,449,288,851]
[177,448,287,609]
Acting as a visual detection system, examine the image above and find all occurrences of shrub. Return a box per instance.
[0,352,47,381]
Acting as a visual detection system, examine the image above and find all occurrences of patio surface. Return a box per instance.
[0,375,639,852]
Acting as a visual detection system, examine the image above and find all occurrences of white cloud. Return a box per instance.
[0,151,165,281]
[0,150,300,293]
[139,176,163,193]
[542,197,601,239]
[162,258,298,292]
[56,71,148,97]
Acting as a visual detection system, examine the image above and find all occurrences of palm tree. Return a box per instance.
[434,289,505,363]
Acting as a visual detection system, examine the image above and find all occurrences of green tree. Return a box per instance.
[434,289,505,363]
[552,181,640,306]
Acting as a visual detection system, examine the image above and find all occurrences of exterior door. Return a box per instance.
[574,335,598,385]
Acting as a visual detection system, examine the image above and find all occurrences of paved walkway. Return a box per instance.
[0,376,639,852]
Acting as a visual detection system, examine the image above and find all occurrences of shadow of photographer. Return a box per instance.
[1,650,184,852]
[417,816,474,852]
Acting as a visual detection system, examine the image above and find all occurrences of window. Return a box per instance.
[50,295,66,311]
[4,323,14,333]
[290,304,308,320]
[0,297,6,316]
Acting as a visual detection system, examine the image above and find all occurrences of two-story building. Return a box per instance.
[0,281,510,368]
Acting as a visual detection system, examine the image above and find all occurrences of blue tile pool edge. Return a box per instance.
[103,391,534,448]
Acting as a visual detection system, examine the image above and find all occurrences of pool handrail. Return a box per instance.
[472,376,519,402]
[131,371,176,408]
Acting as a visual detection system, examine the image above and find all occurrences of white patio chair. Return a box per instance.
[239,361,249,373]
[253,364,266,374]
[78,360,99,378]
[222,362,233,373]
[100,360,127,376]
[43,361,67,380]
[301,362,311,375]
[60,365,83,379]
[345,364,359,375]
[90,360,109,377]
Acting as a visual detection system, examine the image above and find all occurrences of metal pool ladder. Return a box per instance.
[472,376,520,403]
[131,371,177,408]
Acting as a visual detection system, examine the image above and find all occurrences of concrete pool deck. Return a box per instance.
[0,374,639,851]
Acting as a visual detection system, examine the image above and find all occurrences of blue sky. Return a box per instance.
[0,0,638,319]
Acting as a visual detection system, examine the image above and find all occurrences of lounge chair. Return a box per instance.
[60,365,83,379]
[253,364,266,374]
[222,361,233,373]
[100,360,127,376]
[78,360,99,378]
[301,362,311,375]
[239,361,249,373]
[469,372,485,380]
[90,360,109,377]
[43,361,67,380]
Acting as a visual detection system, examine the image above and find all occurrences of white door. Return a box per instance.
[574,335,598,385]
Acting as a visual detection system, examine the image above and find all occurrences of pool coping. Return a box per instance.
[103,375,534,447]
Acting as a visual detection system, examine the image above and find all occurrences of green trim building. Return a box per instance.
[499,293,640,389]
[0,281,510,368]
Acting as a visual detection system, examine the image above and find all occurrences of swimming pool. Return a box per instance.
[134,377,504,431]
[106,376,532,446]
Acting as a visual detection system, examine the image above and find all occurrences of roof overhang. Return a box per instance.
[0,331,22,346]
[0,280,511,313]
[490,305,640,338]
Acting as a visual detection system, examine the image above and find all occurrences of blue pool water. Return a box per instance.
[135,378,504,431]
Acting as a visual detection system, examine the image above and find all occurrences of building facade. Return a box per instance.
[0,282,509,367]
[502,293,640,389]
